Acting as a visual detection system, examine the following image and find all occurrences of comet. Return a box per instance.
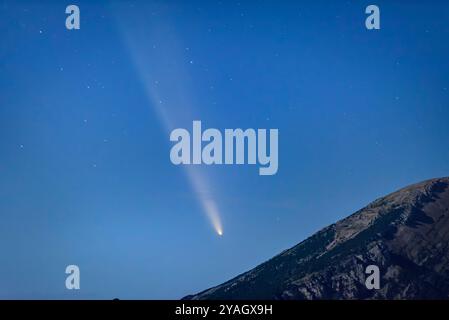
[185,167,224,236]
[116,13,224,236]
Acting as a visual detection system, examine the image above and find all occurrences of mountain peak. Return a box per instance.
[185,177,449,300]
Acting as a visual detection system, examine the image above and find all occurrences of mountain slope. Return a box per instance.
[185,177,449,300]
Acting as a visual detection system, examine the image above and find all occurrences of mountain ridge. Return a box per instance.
[184,177,449,300]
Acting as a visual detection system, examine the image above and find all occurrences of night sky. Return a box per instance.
[1,0,449,298]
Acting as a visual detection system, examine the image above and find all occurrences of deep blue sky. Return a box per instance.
[0,0,448,299]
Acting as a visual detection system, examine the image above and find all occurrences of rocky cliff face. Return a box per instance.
[185,177,449,300]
